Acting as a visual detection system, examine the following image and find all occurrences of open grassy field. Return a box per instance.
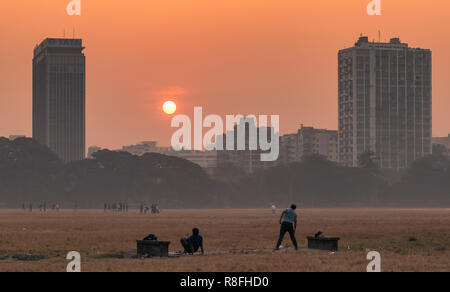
[0,208,448,272]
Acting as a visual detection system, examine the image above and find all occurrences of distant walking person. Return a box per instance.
[271,204,276,214]
[274,204,298,251]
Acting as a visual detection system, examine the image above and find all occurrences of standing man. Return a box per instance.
[274,204,298,251]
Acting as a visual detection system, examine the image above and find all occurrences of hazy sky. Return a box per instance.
[0,0,449,149]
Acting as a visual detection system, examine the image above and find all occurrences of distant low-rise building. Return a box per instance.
[171,150,218,172]
[122,141,162,156]
[278,125,339,164]
[298,125,338,162]
[121,141,217,174]
[278,133,298,164]
[8,135,26,140]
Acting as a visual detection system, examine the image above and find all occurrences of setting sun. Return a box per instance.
[163,100,177,115]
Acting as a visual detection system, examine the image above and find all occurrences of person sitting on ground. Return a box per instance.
[180,228,204,255]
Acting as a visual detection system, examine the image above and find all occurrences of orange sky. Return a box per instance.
[0,0,449,150]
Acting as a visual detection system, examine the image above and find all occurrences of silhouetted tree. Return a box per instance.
[432,144,448,157]
[389,155,450,207]
[357,151,378,169]
[1,137,449,208]
[213,162,246,181]
[0,138,62,203]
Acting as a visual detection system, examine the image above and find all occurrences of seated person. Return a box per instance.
[180,228,204,255]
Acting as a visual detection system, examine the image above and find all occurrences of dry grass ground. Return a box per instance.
[0,209,448,272]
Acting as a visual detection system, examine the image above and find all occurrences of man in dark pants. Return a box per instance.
[274,204,298,251]
[181,228,204,255]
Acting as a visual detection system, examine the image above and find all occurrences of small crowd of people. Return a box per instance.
[22,203,61,212]
[104,202,129,212]
[140,203,160,215]
[101,202,162,214]
[21,202,164,214]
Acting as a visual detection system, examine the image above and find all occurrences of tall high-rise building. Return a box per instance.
[33,38,86,162]
[338,37,432,169]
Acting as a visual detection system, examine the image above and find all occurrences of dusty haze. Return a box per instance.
[1,0,449,150]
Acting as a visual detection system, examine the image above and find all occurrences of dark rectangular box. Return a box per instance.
[307,236,340,251]
[137,240,170,257]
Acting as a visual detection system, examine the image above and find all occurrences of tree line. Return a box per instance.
[0,137,448,208]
